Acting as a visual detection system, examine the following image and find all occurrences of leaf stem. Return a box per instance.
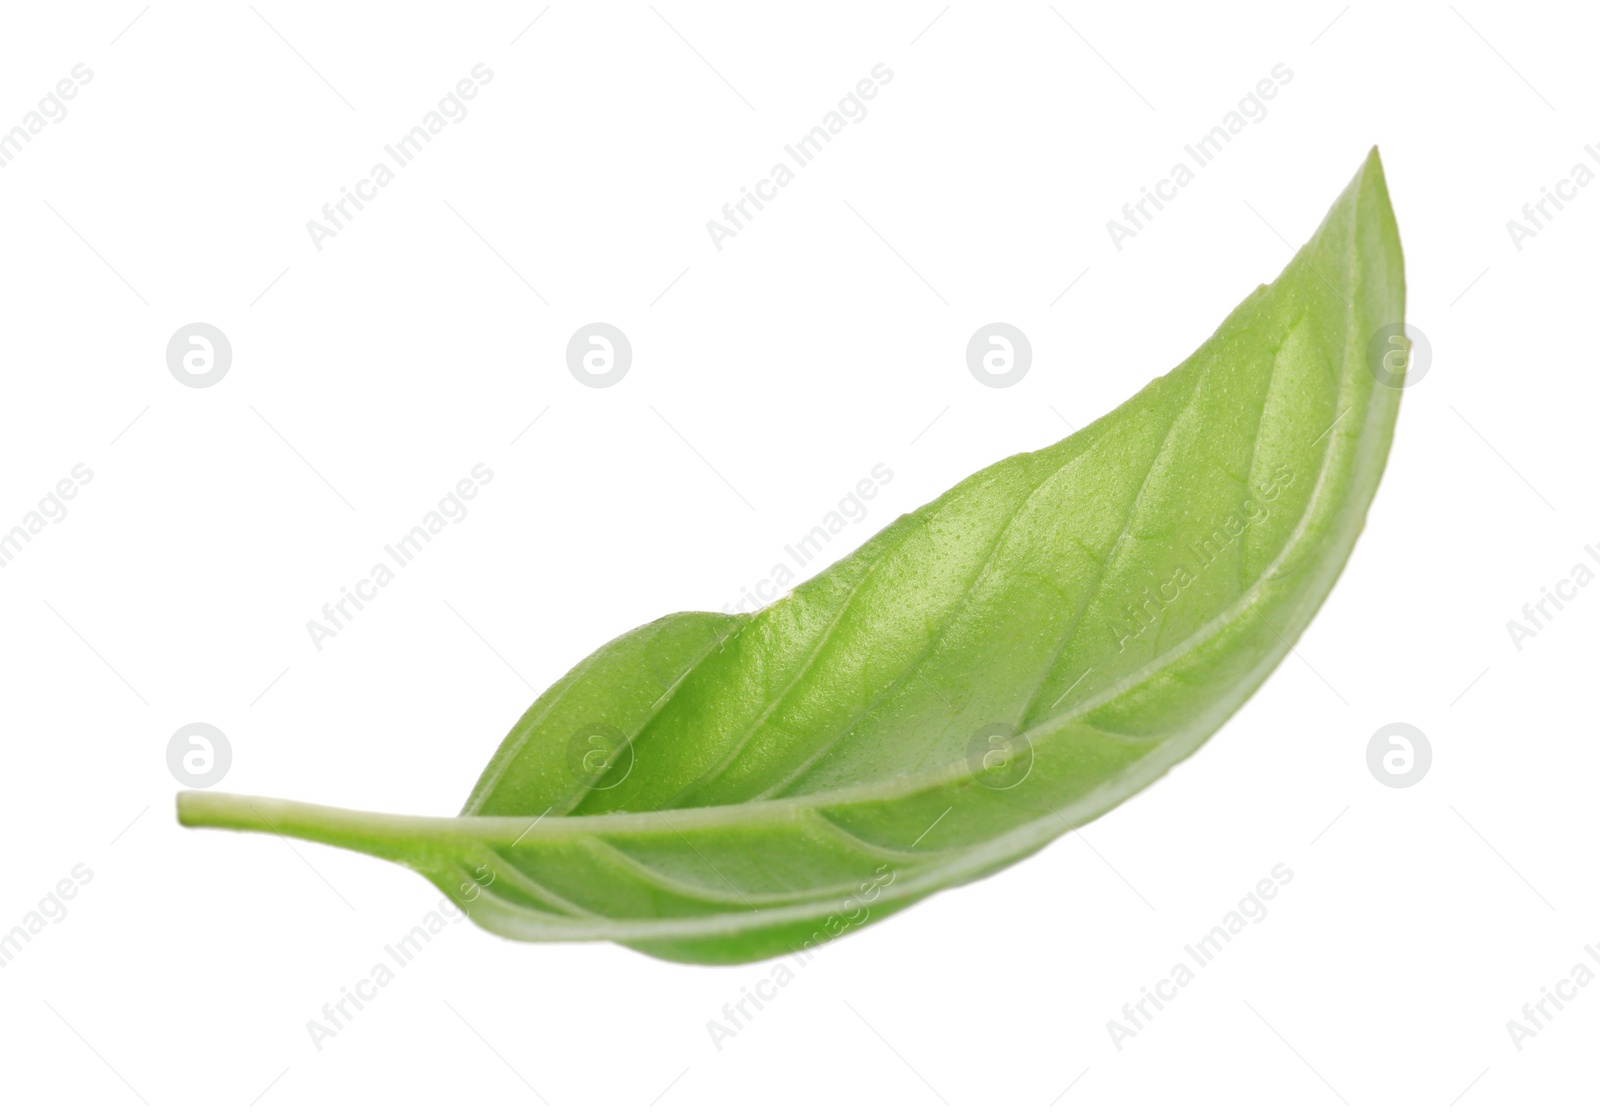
[175,791,466,862]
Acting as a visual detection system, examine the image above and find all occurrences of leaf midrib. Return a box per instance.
[477,211,1367,831]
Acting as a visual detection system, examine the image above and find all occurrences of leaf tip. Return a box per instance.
[1362,144,1388,188]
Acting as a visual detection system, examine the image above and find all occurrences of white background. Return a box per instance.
[0,1,1594,1108]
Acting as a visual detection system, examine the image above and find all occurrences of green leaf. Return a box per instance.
[179,150,1405,965]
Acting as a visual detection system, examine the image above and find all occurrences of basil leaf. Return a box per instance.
[180,150,1404,965]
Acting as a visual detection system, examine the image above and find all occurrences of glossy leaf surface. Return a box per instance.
[180,150,1405,964]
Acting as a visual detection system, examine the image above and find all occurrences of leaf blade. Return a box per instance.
[179,150,1405,965]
